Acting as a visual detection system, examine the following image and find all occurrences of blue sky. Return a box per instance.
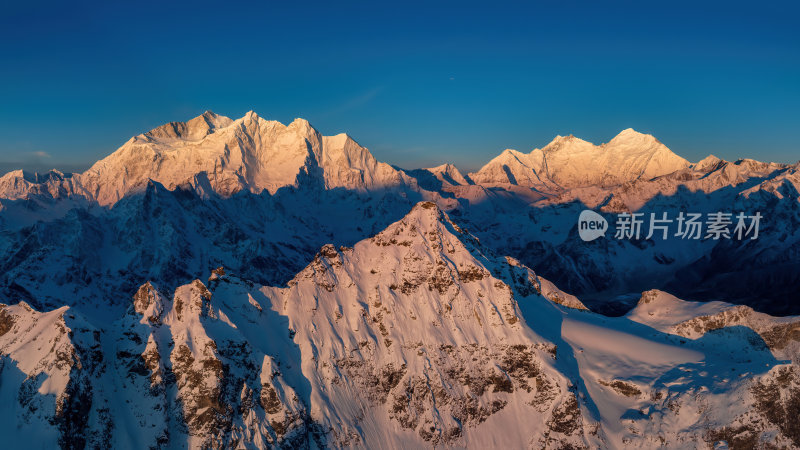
[1,0,798,173]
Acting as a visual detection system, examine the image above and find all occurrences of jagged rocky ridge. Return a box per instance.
[1,203,799,448]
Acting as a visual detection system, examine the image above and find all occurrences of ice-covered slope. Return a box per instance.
[469,129,691,188]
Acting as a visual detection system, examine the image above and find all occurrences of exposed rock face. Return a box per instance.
[503,256,589,311]
[255,202,589,446]
[671,305,800,362]
[704,365,800,449]
[0,302,106,449]
[113,280,311,449]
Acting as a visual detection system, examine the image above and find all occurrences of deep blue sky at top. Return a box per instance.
[0,0,797,173]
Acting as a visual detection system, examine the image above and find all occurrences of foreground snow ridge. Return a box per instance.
[1,202,799,449]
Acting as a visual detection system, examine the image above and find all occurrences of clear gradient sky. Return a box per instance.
[1,0,798,174]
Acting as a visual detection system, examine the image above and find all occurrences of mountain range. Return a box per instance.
[1,111,799,448]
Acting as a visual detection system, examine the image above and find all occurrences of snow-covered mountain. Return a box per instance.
[2,111,798,317]
[0,111,409,207]
[2,203,799,448]
[1,111,799,448]
[497,156,800,314]
[468,129,691,189]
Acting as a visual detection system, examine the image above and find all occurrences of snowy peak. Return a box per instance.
[261,202,585,447]
[141,110,233,143]
[424,163,470,186]
[367,201,475,254]
[693,154,725,172]
[295,199,574,321]
[287,116,314,134]
[65,111,408,204]
[607,127,655,144]
[603,128,669,155]
[130,281,168,324]
[290,200,520,318]
[0,301,98,378]
[626,289,722,327]
[691,156,787,190]
[1,169,65,183]
[628,290,800,363]
[468,148,550,187]
[540,134,594,154]
[116,275,309,448]
[596,128,690,182]
[0,302,105,448]
[318,132,403,189]
[471,129,690,188]
[189,110,233,131]
[0,168,80,201]
[388,200,447,229]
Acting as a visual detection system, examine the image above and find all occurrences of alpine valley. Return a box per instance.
[1,111,799,449]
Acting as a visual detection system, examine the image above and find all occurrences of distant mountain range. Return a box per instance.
[2,111,797,315]
[0,111,694,204]
[1,111,799,448]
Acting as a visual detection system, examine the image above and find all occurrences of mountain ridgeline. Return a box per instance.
[1,111,797,316]
[1,111,800,448]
